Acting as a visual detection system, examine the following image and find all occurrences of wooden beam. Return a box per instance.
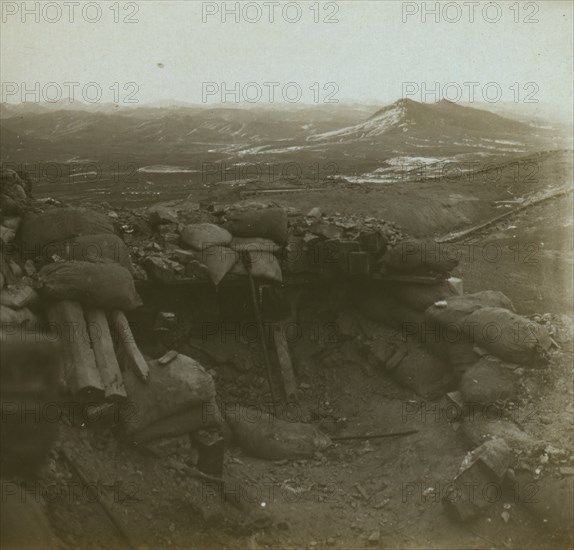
[46,301,104,400]
[85,309,127,401]
[109,310,149,382]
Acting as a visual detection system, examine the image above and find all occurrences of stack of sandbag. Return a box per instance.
[179,207,285,285]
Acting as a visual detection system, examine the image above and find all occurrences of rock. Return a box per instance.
[1,216,22,231]
[307,207,322,218]
[147,204,178,225]
[172,249,197,264]
[23,260,36,276]
[0,282,38,309]
[0,225,16,244]
[143,256,178,284]
[8,261,22,278]
[367,531,380,545]
[0,305,37,326]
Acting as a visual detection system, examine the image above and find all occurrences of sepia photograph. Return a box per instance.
[0,1,573,548]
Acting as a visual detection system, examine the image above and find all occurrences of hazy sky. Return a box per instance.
[1,0,572,110]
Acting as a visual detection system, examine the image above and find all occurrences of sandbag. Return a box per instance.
[460,356,517,406]
[248,250,283,283]
[121,353,218,443]
[388,344,454,399]
[199,246,239,285]
[382,239,459,274]
[21,208,114,251]
[181,223,232,250]
[466,307,551,364]
[39,262,141,310]
[41,233,132,268]
[224,405,331,460]
[224,207,288,244]
[357,288,425,332]
[229,237,281,254]
[395,279,456,311]
[425,291,515,333]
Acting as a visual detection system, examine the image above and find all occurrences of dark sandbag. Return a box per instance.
[389,344,454,400]
[466,307,551,364]
[224,405,331,460]
[121,353,218,442]
[21,208,114,251]
[460,355,517,406]
[357,287,425,333]
[445,338,481,380]
[395,279,457,312]
[41,233,132,269]
[382,239,459,274]
[425,291,515,334]
[39,262,141,310]
[225,207,288,244]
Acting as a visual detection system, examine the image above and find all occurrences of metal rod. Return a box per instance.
[331,429,419,441]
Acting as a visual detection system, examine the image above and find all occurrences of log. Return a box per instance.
[272,322,298,401]
[85,309,127,401]
[45,301,104,400]
[109,310,149,382]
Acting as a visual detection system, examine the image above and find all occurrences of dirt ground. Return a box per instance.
[10,149,573,550]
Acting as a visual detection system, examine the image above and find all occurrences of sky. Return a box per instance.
[1,0,572,112]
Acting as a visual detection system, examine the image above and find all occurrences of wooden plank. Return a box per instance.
[85,309,127,401]
[46,301,104,400]
[109,310,149,382]
[272,322,298,401]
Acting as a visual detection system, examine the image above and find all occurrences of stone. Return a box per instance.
[367,531,380,545]
[147,204,178,225]
[0,282,38,309]
[307,207,322,218]
[0,225,16,244]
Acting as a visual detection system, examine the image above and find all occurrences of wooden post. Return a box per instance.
[272,322,298,401]
[46,301,104,400]
[85,309,127,401]
[109,310,149,382]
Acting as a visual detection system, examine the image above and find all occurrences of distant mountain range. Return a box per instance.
[0,98,567,162]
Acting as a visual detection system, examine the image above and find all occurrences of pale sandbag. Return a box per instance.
[121,353,216,438]
[388,344,454,400]
[248,250,283,283]
[466,307,551,364]
[395,279,457,311]
[41,233,132,269]
[229,237,281,254]
[425,291,515,334]
[224,207,288,244]
[39,262,141,311]
[21,207,114,251]
[382,238,459,274]
[181,223,232,250]
[224,405,331,460]
[460,355,517,406]
[198,245,239,285]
